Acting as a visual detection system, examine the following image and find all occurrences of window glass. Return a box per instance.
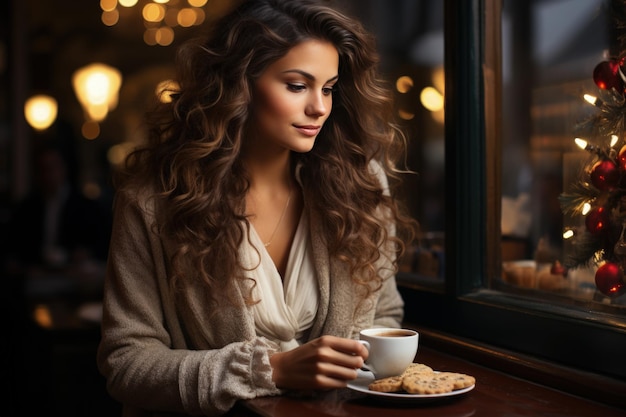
[339,0,446,286]
[499,0,626,312]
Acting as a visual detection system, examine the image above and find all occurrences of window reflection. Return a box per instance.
[499,0,626,309]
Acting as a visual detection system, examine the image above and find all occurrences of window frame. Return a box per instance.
[399,0,626,390]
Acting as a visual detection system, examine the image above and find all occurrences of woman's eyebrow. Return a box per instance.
[281,69,339,83]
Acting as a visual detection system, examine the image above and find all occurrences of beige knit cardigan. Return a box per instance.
[97,169,405,417]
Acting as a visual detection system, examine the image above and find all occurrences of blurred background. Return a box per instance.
[0,1,445,415]
[3,0,625,415]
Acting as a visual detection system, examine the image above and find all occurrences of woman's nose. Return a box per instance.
[306,92,329,117]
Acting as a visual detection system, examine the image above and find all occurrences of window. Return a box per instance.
[397,0,626,389]
[498,0,626,314]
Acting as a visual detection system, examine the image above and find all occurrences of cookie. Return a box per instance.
[401,363,435,377]
[402,374,454,394]
[432,372,476,389]
[368,375,404,392]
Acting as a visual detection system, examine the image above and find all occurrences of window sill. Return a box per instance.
[406,324,626,410]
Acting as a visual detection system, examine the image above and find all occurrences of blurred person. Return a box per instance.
[97,0,418,416]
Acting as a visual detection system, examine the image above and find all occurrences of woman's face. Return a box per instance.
[248,39,339,154]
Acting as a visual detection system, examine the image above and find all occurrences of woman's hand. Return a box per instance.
[269,335,369,390]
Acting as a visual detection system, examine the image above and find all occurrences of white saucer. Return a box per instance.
[346,369,475,403]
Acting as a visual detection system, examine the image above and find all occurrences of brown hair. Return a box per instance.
[117,0,417,304]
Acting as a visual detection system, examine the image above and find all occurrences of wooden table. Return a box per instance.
[18,296,625,417]
[228,346,626,417]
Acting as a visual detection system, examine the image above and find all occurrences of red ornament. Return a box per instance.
[590,159,619,191]
[595,262,626,297]
[585,206,609,235]
[593,60,625,92]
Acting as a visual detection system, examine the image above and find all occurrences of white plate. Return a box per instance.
[346,369,475,403]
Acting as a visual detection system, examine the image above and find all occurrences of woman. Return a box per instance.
[97,0,417,415]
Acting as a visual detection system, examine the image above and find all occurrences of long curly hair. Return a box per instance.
[117,0,418,304]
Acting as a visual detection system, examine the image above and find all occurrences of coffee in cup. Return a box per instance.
[358,327,419,378]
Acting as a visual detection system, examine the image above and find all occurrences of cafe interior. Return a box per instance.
[1,0,626,416]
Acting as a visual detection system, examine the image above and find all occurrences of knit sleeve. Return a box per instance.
[180,338,282,415]
[97,191,283,417]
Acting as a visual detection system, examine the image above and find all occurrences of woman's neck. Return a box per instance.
[242,148,293,191]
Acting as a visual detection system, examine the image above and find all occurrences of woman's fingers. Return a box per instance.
[269,335,368,389]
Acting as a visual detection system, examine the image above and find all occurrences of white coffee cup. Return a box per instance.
[358,328,419,378]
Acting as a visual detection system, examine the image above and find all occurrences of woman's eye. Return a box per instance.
[323,86,335,95]
[287,83,306,92]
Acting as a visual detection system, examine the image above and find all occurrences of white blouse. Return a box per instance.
[241,212,319,351]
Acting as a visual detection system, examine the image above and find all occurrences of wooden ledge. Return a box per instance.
[407,324,626,410]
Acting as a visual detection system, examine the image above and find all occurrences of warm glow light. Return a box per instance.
[611,135,619,147]
[143,3,165,22]
[24,94,58,131]
[395,76,414,93]
[582,202,592,215]
[89,74,110,104]
[193,8,206,25]
[73,63,122,122]
[420,86,444,112]
[144,28,158,46]
[583,94,597,105]
[101,10,119,26]
[575,138,588,149]
[33,305,53,328]
[100,0,117,12]
[101,0,209,45]
[563,229,575,239]
[156,26,175,46]
[177,8,197,27]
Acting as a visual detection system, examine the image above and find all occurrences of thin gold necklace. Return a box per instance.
[264,186,292,247]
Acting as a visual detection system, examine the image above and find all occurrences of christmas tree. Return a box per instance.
[559,56,626,298]
[557,1,626,299]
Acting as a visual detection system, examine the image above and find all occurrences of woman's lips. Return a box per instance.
[294,125,321,137]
